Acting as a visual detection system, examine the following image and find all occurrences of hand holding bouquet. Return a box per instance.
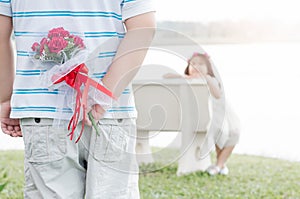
[31,27,116,143]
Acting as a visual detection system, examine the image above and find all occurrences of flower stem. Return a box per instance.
[88,112,100,136]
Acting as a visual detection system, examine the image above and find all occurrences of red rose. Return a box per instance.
[48,30,60,38]
[48,37,68,53]
[73,36,85,48]
[39,38,49,55]
[31,42,40,51]
[60,30,70,38]
[48,27,70,38]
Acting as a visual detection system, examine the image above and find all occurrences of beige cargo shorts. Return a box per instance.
[20,117,140,199]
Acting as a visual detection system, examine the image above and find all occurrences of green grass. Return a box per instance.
[0,150,24,199]
[0,150,300,199]
[139,154,300,199]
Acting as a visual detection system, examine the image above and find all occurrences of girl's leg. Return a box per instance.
[216,129,240,168]
[215,144,222,160]
[206,145,223,175]
[216,145,235,168]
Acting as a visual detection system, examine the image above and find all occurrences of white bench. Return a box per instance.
[132,77,212,176]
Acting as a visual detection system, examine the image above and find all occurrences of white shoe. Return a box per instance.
[219,165,229,175]
[206,165,221,176]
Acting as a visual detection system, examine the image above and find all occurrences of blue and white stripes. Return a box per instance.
[98,51,117,58]
[0,0,10,4]
[12,106,136,113]
[84,32,125,39]
[13,88,62,95]
[16,51,34,57]
[12,11,122,20]
[1,0,155,119]
[90,72,107,79]
[16,50,118,59]
[107,106,135,113]
[14,31,125,39]
[16,69,47,76]
[12,106,73,113]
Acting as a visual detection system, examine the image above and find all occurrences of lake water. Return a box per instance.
[1,42,300,162]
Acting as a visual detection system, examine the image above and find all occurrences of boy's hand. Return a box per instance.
[0,101,22,137]
[84,104,106,126]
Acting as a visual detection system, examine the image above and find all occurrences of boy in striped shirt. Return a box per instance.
[0,0,156,198]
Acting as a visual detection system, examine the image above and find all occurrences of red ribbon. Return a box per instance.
[53,63,116,143]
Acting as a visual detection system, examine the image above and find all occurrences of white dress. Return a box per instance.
[215,100,241,148]
[202,78,241,155]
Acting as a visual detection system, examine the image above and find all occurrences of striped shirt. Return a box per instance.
[0,0,155,120]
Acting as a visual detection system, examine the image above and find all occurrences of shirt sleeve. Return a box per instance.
[0,0,12,17]
[121,0,156,22]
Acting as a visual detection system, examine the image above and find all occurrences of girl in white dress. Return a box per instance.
[163,52,241,175]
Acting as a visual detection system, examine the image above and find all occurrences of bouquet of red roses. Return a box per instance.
[32,27,85,64]
[31,27,116,143]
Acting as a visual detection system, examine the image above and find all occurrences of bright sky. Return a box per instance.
[155,0,300,23]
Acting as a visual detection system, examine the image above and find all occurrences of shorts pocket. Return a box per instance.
[21,119,67,163]
[93,119,131,163]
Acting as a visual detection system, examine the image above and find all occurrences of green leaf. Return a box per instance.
[0,182,8,192]
[34,54,40,59]
[2,171,7,179]
[44,45,50,54]
[66,38,74,43]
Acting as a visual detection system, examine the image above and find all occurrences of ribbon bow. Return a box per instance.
[53,63,116,143]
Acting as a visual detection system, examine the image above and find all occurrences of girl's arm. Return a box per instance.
[205,75,222,99]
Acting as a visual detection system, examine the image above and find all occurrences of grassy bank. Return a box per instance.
[0,151,24,198]
[139,155,300,199]
[0,150,299,199]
